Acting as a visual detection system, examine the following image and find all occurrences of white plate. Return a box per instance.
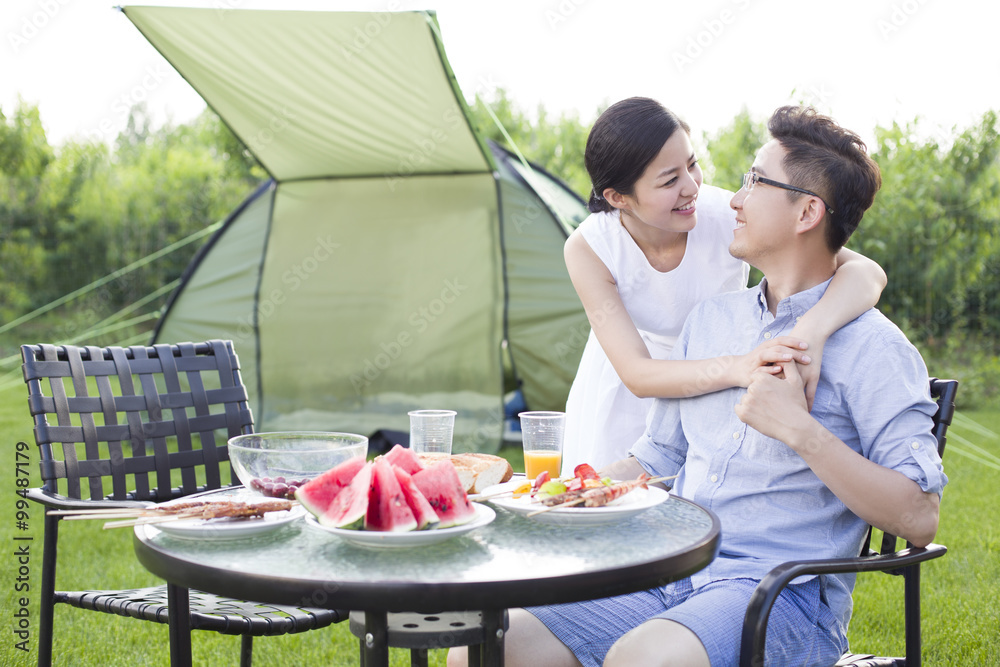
[154,503,306,539]
[481,477,669,526]
[304,502,495,548]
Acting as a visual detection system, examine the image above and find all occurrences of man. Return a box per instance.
[447,106,947,667]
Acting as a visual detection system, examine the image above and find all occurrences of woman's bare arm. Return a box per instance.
[565,231,805,398]
[792,248,887,406]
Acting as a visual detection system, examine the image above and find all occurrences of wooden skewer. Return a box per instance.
[526,497,585,516]
[468,488,530,502]
[525,474,678,517]
[48,507,155,517]
[51,499,294,528]
[527,494,633,517]
[62,511,159,521]
[102,500,295,529]
[103,511,210,530]
[642,474,679,486]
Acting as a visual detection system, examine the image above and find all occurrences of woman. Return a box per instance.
[561,98,886,473]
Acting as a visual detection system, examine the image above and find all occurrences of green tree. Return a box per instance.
[466,88,597,199]
[853,112,1000,340]
[702,108,768,284]
[702,107,767,193]
[0,100,57,321]
[0,99,266,348]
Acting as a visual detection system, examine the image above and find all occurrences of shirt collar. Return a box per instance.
[753,277,835,321]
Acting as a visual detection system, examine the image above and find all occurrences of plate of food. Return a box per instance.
[145,498,306,539]
[304,502,496,548]
[479,468,670,526]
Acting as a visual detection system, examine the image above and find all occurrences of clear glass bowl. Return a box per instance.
[228,431,368,498]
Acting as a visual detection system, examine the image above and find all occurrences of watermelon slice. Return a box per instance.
[383,444,424,475]
[365,458,418,532]
[295,456,367,518]
[319,461,373,529]
[411,460,477,528]
[393,466,440,531]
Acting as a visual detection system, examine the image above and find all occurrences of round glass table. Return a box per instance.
[133,488,719,666]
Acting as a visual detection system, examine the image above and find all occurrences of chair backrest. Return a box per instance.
[871,377,958,556]
[21,340,254,503]
[928,377,958,458]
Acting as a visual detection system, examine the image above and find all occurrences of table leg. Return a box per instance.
[166,583,193,667]
[362,610,389,667]
[481,609,505,667]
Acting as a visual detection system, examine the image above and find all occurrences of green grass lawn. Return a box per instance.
[1,381,997,666]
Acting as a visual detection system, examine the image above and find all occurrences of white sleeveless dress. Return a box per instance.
[561,185,749,474]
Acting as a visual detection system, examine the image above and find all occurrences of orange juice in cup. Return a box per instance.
[519,411,566,481]
[524,450,563,480]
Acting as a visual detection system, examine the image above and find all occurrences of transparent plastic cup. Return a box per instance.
[408,409,457,454]
[519,411,565,481]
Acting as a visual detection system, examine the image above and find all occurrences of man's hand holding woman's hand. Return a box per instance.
[734,336,824,411]
[735,359,814,447]
[734,337,810,384]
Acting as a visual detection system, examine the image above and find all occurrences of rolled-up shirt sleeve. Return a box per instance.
[848,336,949,497]
[630,396,687,477]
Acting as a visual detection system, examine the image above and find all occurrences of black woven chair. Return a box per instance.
[739,378,958,667]
[21,340,347,667]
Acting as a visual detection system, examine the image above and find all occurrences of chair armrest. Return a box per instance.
[25,487,154,512]
[738,544,947,667]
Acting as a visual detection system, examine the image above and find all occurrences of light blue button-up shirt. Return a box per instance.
[630,278,948,635]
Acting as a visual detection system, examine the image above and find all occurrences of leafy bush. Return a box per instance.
[916,333,1000,410]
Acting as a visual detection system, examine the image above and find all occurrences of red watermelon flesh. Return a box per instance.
[295,456,367,518]
[393,466,441,531]
[319,461,373,529]
[383,444,424,475]
[365,458,418,532]
[411,460,477,528]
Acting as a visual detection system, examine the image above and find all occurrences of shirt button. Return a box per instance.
[732,432,740,439]
[710,474,719,483]
[911,442,920,449]
[763,332,772,339]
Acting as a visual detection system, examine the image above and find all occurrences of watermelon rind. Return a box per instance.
[295,456,367,518]
[319,461,373,529]
[411,460,477,528]
[383,444,424,475]
[365,458,418,532]
[393,466,441,531]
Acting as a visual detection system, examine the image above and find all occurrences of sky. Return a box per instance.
[2,0,999,153]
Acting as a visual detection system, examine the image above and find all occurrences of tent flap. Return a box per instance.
[138,7,590,452]
[123,6,492,181]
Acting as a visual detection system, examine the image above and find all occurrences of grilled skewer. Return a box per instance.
[49,498,295,528]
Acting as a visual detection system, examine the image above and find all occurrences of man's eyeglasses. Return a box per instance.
[741,171,835,215]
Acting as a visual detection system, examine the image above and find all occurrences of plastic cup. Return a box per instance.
[519,411,565,481]
[408,409,457,454]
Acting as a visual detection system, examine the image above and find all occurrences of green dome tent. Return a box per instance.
[124,6,589,452]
